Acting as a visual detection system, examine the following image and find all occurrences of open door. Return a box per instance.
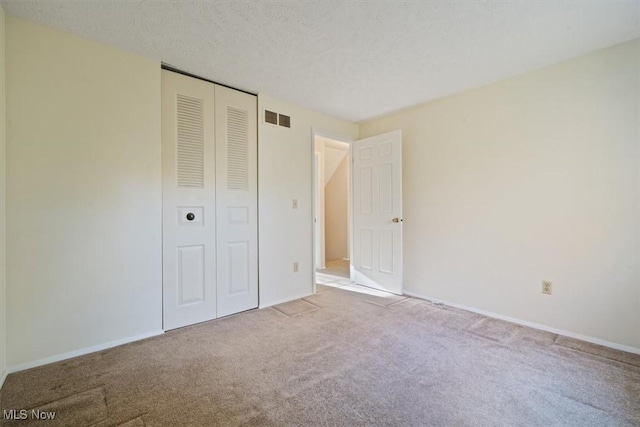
[352,130,403,295]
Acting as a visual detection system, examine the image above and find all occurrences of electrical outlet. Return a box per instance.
[292,199,298,209]
[293,262,299,273]
[542,281,552,295]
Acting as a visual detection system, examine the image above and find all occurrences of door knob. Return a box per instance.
[186,213,195,221]
[392,217,402,223]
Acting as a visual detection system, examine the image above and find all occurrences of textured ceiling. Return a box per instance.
[2,1,639,122]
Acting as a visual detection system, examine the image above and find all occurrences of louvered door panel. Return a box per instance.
[226,107,249,191]
[215,85,258,317]
[176,95,204,188]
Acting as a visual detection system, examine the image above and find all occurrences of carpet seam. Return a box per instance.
[300,298,323,309]
[270,306,293,317]
[385,297,412,307]
[551,344,640,370]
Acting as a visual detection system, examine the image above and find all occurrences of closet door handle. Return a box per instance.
[186,213,195,221]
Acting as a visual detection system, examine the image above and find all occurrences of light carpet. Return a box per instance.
[317,259,350,279]
[1,285,639,426]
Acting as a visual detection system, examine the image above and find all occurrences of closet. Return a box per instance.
[161,70,258,330]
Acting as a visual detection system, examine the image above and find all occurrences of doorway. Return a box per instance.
[314,135,351,287]
[313,130,404,296]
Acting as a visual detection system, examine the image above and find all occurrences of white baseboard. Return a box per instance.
[0,368,7,390]
[403,290,640,355]
[8,330,165,374]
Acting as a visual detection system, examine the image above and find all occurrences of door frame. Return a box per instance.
[311,129,354,294]
[314,152,325,270]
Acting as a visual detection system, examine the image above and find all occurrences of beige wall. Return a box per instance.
[360,39,640,350]
[325,155,349,261]
[6,17,162,367]
[258,94,358,307]
[0,4,7,386]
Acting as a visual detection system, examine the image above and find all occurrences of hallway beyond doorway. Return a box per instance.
[317,259,349,279]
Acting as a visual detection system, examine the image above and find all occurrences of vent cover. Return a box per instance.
[264,109,291,128]
[176,94,204,188]
[278,114,291,128]
[227,106,249,191]
[264,110,278,125]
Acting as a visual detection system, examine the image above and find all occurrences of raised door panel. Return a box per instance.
[227,241,250,295]
[177,245,205,305]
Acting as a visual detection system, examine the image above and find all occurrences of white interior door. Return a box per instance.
[352,130,403,294]
[214,85,258,317]
[162,70,217,330]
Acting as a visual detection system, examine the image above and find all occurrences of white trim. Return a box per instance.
[403,290,640,355]
[314,151,325,271]
[0,368,7,390]
[7,330,165,374]
[311,134,318,294]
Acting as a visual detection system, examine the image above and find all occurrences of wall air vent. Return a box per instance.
[264,109,291,129]
[278,114,291,128]
[264,110,278,125]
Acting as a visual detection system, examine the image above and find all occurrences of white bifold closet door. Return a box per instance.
[162,71,217,330]
[162,70,258,331]
[214,85,258,318]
